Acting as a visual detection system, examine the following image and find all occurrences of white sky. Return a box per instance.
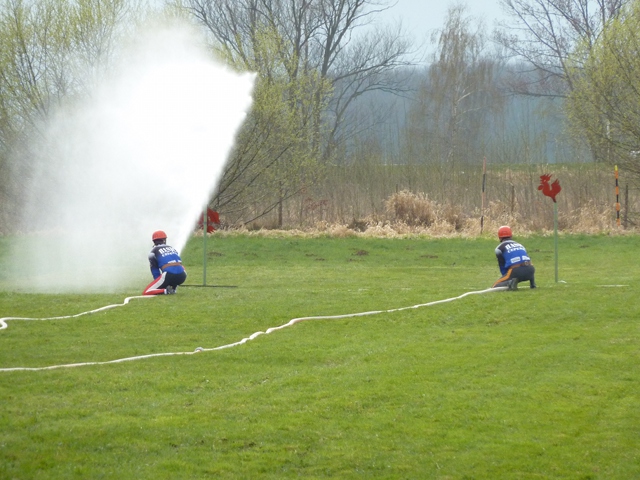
[376,0,507,48]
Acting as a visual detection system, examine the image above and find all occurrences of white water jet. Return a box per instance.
[5,22,254,293]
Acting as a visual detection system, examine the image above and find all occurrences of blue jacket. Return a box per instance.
[148,244,185,279]
[495,240,531,275]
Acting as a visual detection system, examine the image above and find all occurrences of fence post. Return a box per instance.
[481,157,486,234]
[510,185,515,215]
[615,165,621,227]
[624,184,629,229]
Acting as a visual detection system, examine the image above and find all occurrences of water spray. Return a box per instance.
[4,21,254,293]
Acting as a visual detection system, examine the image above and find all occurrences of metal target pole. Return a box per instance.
[554,201,558,283]
[203,205,207,286]
[538,173,561,283]
[180,210,235,289]
[183,209,236,289]
[481,157,486,234]
[615,165,621,227]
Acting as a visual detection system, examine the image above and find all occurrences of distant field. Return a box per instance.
[1,234,639,479]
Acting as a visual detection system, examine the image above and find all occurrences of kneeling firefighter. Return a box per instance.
[143,230,187,295]
[492,225,537,290]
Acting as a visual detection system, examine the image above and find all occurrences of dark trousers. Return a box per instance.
[143,271,187,295]
[493,264,536,288]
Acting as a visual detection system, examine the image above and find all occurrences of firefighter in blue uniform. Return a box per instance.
[143,230,187,295]
[492,225,537,290]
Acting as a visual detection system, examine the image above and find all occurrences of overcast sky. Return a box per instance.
[377,0,507,46]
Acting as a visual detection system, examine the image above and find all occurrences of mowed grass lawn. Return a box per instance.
[0,234,639,479]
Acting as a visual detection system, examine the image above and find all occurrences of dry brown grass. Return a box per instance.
[214,163,638,237]
[213,203,628,239]
[385,191,436,227]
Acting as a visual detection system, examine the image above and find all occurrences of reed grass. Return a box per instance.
[244,162,638,234]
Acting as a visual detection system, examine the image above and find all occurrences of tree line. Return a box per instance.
[0,0,638,232]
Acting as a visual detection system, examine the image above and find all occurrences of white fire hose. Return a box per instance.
[0,287,506,372]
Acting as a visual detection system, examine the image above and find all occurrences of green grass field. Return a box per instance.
[1,234,639,479]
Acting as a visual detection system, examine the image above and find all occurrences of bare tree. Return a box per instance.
[180,0,415,155]
[323,21,414,160]
[495,0,629,98]
[405,5,504,171]
[243,0,414,125]
[567,1,640,176]
[176,0,415,226]
[429,5,504,164]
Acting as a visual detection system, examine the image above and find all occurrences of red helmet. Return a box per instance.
[152,230,167,241]
[498,225,512,239]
